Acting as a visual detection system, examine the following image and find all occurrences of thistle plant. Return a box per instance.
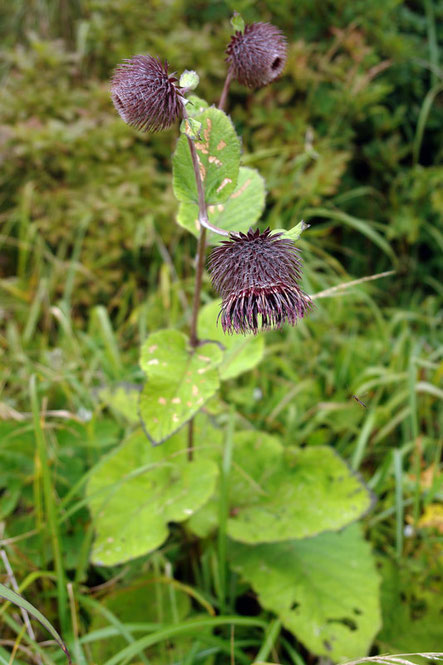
[108,14,311,457]
[85,14,385,662]
[110,21,305,345]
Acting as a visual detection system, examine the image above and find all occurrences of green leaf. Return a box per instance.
[185,95,209,116]
[89,575,191,663]
[98,384,140,424]
[180,117,202,141]
[188,432,373,541]
[197,301,265,380]
[173,107,241,205]
[87,428,218,566]
[0,582,71,663]
[176,167,266,243]
[274,220,310,242]
[378,558,443,652]
[139,330,222,445]
[230,524,381,661]
[230,12,245,33]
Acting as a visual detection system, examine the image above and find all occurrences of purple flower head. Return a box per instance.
[111,55,183,132]
[209,228,311,335]
[226,22,287,89]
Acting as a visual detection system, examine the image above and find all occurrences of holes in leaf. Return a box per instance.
[235,592,261,616]
[326,616,357,631]
[411,596,427,620]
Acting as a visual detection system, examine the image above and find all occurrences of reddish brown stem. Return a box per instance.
[185,133,209,460]
[189,226,207,348]
[219,68,233,111]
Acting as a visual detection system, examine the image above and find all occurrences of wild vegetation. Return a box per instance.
[0,1,442,664]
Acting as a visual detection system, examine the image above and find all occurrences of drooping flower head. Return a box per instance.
[209,228,311,335]
[226,22,287,89]
[111,55,183,132]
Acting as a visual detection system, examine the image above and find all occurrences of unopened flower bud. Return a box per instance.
[179,70,199,91]
[209,228,311,335]
[226,22,287,89]
[111,55,183,132]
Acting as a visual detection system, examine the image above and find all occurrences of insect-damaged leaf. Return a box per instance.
[87,427,218,566]
[173,107,241,205]
[230,524,381,661]
[176,166,266,243]
[187,431,373,541]
[139,330,222,445]
[197,301,265,380]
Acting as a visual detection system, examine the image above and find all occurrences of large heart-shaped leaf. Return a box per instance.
[98,384,140,424]
[173,107,241,205]
[139,330,222,445]
[197,301,265,380]
[378,558,443,652]
[89,576,192,663]
[87,428,218,566]
[176,166,265,243]
[231,524,381,661]
[188,431,373,541]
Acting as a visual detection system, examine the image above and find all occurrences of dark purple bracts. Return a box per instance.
[226,22,287,89]
[209,228,311,335]
[111,55,183,132]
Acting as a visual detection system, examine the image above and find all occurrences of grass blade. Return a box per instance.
[303,207,396,261]
[30,376,69,636]
[0,582,71,664]
[413,82,443,164]
[103,616,267,665]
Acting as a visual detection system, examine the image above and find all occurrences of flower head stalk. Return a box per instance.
[209,228,311,335]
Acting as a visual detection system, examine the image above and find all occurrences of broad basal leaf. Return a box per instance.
[99,384,140,424]
[139,330,222,445]
[89,575,191,663]
[231,524,381,662]
[87,428,218,566]
[173,107,241,205]
[176,166,265,243]
[188,431,373,541]
[378,558,443,652]
[197,301,265,380]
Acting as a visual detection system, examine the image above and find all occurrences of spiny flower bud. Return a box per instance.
[111,55,183,132]
[226,22,287,89]
[209,228,311,335]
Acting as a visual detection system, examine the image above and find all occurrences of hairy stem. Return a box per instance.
[185,132,209,460]
[189,225,207,348]
[185,132,228,237]
[182,101,232,459]
[219,68,233,111]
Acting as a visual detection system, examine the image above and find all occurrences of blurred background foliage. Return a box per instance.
[0,0,442,664]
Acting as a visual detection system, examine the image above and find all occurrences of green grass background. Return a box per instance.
[0,0,441,663]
